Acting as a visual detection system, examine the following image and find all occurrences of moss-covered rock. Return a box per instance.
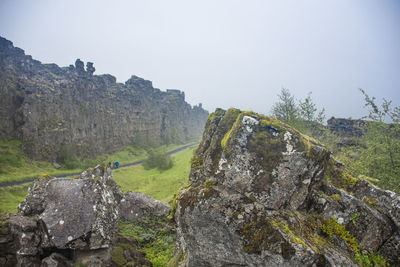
[174,108,398,266]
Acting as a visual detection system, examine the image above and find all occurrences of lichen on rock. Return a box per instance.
[174,108,399,267]
[9,164,123,266]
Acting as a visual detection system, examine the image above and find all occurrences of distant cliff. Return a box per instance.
[0,36,208,160]
[327,117,367,137]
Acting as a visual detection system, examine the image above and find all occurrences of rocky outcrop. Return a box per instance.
[9,165,123,266]
[0,36,208,160]
[327,117,366,137]
[173,108,400,266]
[120,191,170,222]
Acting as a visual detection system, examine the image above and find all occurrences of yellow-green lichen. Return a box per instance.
[329,194,341,202]
[363,197,382,212]
[39,173,50,179]
[220,109,243,153]
[202,179,217,199]
[238,219,283,254]
[248,195,256,202]
[190,155,203,169]
[270,219,308,249]
[112,245,127,266]
[321,217,359,253]
[232,211,240,219]
[167,187,185,220]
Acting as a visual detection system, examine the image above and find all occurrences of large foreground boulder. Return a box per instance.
[10,165,123,266]
[174,108,400,266]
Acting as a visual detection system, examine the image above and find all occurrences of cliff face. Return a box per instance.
[173,108,400,266]
[0,36,208,160]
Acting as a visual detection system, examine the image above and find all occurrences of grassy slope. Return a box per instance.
[113,147,195,203]
[0,184,29,213]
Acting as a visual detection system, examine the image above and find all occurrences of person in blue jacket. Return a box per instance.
[115,161,119,168]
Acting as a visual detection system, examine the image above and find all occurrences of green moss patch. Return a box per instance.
[321,217,359,253]
[238,218,283,254]
[117,217,176,267]
[270,219,308,249]
[326,158,358,191]
[190,155,203,169]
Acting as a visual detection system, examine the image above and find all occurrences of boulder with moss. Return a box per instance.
[9,165,123,266]
[173,108,400,266]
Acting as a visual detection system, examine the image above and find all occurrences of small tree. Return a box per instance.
[298,92,326,124]
[271,88,298,124]
[271,89,326,136]
[357,89,400,190]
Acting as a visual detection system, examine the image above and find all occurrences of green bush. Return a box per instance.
[143,150,173,171]
[57,145,80,169]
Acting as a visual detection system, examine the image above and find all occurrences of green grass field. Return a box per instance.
[0,184,29,213]
[0,139,190,184]
[113,147,195,203]
[0,144,195,213]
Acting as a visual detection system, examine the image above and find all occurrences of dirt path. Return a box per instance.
[0,143,197,188]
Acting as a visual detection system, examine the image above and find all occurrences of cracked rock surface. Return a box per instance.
[10,165,123,266]
[174,108,400,267]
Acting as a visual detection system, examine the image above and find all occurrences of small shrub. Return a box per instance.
[57,145,80,169]
[355,250,388,267]
[143,150,173,171]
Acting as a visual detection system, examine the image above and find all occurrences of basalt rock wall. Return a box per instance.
[0,36,208,160]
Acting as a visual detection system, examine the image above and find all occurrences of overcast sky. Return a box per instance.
[1,0,399,119]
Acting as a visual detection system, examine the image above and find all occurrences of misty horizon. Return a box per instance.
[1,0,399,120]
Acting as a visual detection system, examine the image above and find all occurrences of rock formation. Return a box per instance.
[0,36,208,160]
[173,108,400,266]
[7,165,123,266]
[120,191,170,222]
[327,117,366,137]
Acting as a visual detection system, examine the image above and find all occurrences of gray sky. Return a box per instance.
[1,0,399,119]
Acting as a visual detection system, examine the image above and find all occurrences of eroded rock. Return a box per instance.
[10,165,123,266]
[174,108,400,267]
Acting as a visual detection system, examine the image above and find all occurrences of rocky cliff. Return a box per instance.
[173,108,400,266]
[0,36,208,160]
